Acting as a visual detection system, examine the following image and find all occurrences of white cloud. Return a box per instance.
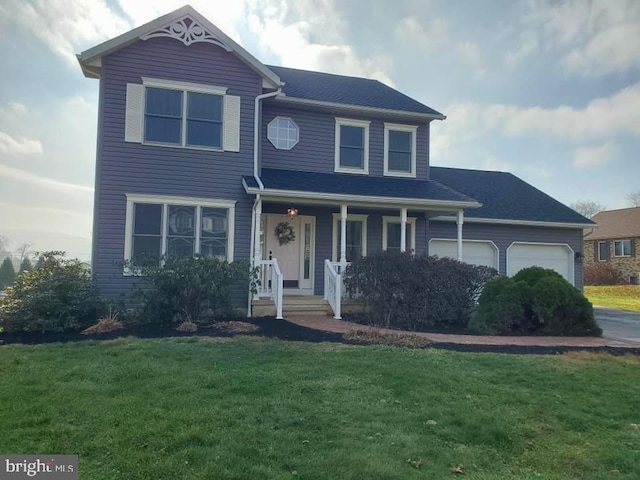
[573,143,616,168]
[507,0,640,76]
[0,132,42,155]
[395,15,448,50]
[246,2,395,85]
[434,82,640,149]
[0,164,93,196]
[2,0,131,66]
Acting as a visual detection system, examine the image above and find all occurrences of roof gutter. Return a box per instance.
[253,88,282,189]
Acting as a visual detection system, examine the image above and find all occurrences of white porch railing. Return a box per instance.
[324,260,351,319]
[256,259,284,319]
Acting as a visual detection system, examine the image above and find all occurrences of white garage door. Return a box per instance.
[429,239,498,269]
[507,243,573,284]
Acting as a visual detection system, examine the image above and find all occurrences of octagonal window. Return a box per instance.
[267,116,299,150]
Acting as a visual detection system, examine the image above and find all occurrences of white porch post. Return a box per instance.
[253,197,262,266]
[400,207,408,253]
[340,203,348,269]
[456,209,464,261]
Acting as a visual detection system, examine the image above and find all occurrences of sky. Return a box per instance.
[1,0,639,261]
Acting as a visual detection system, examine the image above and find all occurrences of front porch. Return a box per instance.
[249,200,470,320]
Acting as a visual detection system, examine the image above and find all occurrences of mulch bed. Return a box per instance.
[1,317,639,356]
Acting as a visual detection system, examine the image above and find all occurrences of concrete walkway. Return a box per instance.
[286,315,638,348]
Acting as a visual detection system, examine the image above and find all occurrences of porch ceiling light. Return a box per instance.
[287,206,298,220]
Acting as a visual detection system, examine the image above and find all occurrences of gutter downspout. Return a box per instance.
[253,88,282,189]
[248,88,281,316]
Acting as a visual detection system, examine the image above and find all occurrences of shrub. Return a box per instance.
[133,256,257,328]
[532,277,601,336]
[468,278,533,334]
[584,263,627,285]
[0,251,104,333]
[82,318,125,335]
[343,251,498,331]
[470,266,601,337]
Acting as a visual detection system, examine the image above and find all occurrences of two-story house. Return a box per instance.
[78,5,593,318]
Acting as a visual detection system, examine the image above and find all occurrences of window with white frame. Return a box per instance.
[384,124,417,177]
[332,214,368,262]
[614,239,632,257]
[597,241,608,261]
[124,78,241,152]
[335,118,370,174]
[382,216,416,252]
[125,194,235,270]
[267,116,299,150]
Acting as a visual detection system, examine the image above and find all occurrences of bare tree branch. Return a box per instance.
[570,200,605,219]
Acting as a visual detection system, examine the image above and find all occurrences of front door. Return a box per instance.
[264,214,315,293]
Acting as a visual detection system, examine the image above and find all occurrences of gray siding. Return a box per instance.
[427,222,585,288]
[260,104,430,179]
[94,37,262,299]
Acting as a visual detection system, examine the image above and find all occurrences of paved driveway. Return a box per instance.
[595,307,640,344]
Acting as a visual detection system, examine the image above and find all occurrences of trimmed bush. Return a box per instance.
[584,263,627,286]
[532,277,601,336]
[470,266,601,337]
[133,256,257,328]
[343,251,498,331]
[0,251,103,333]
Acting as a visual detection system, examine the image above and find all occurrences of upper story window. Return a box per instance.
[384,123,417,177]
[124,194,236,272]
[614,239,632,257]
[334,118,370,174]
[267,116,299,150]
[124,78,241,152]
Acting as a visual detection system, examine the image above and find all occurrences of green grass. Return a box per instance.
[1,337,640,479]
[585,285,640,312]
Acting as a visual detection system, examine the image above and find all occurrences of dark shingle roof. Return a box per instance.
[267,65,443,117]
[244,168,475,204]
[430,166,594,225]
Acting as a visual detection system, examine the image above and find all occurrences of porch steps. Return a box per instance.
[252,295,330,317]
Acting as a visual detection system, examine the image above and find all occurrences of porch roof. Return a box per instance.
[243,168,481,209]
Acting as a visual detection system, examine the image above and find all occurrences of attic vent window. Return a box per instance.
[267,117,299,150]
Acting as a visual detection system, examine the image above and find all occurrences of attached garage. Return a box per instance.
[429,239,499,269]
[506,242,574,284]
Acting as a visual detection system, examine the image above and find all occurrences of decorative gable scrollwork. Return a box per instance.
[140,15,232,51]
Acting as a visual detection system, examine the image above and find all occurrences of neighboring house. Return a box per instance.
[77,6,593,318]
[584,207,640,284]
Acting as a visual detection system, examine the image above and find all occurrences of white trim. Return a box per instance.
[613,239,632,257]
[332,213,368,262]
[123,193,236,275]
[597,240,607,262]
[141,77,227,95]
[334,118,370,174]
[243,182,482,210]
[383,123,417,178]
[506,241,575,285]
[428,238,499,269]
[77,5,281,87]
[274,95,446,121]
[429,215,593,229]
[382,216,416,251]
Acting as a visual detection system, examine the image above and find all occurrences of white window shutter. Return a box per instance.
[125,83,144,143]
[223,95,241,152]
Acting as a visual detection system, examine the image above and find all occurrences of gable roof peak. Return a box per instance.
[77,4,280,87]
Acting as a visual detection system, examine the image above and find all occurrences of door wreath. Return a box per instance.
[274,221,296,245]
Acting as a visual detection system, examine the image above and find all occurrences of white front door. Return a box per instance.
[264,214,315,293]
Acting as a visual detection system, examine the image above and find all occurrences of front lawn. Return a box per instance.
[1,337,639,479]
[585,285,640,312]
